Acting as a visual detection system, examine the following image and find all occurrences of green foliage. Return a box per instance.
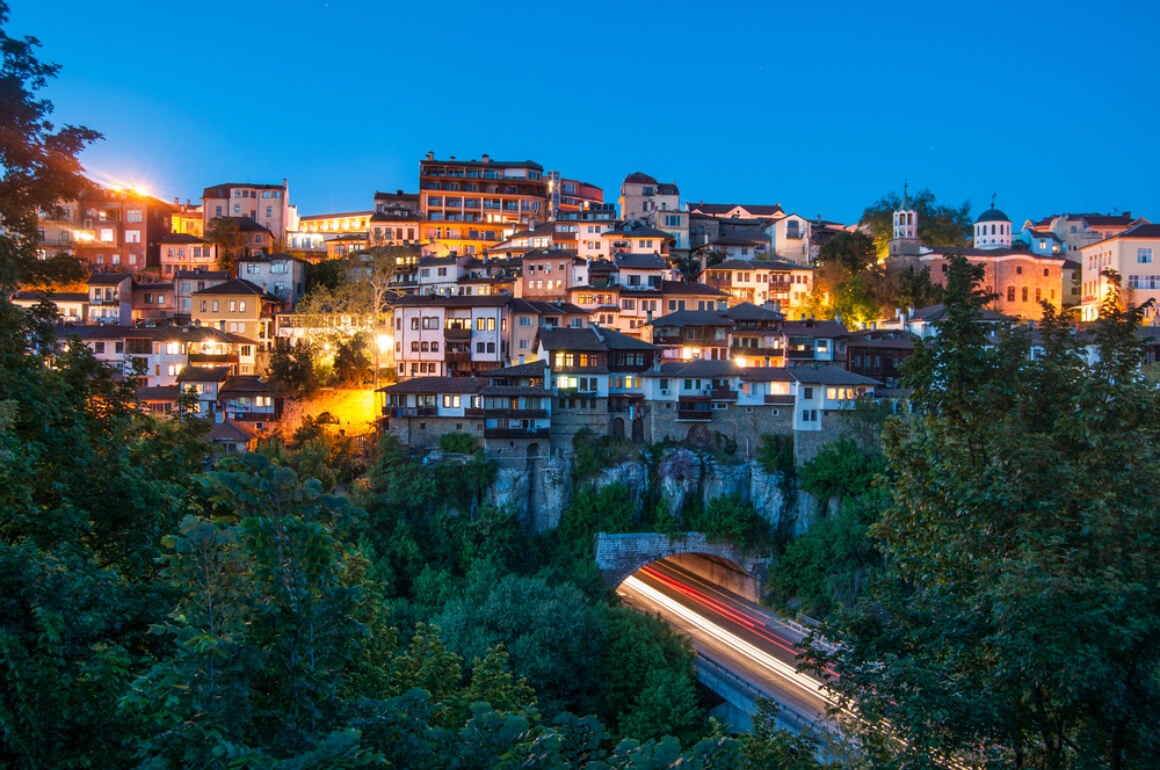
[434,571,603,717]
[440,430,480,455]
[756,433,795,477]
[861,187,973,258]
[571,427,638,479]
[686,494,772,552]
[823,257,1160,768]
[266,337,319,396]
[0,1,99,287]
[797,437,884,501]
[332,331,373,386]
[558,483,637,556]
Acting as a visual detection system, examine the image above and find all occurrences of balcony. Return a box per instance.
[464,407,484,417]
[764,394,794,405]
[444,326,471,341]
[484,426,550,440]
[787,346,815,360]
[385,406,438,418]
[190,353,239,365]
[482,408,549,419]
[708,387,738,401]
[677,407,712,421]
[445,350,471,363]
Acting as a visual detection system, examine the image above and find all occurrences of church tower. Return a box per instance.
[974,193,1012,250]
[888,182,920,263]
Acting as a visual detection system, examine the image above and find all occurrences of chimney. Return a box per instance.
[427,151,435,161]
[396,189,404,195]
[482,153,491,163]
[174,197,179,205]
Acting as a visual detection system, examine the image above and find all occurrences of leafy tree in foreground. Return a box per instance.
[820,257,1160,769]
[0,0,99,288]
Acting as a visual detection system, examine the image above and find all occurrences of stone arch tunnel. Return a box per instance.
[595,532,769,602]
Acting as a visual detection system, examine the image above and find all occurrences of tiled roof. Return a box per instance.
[615,252,668,270]
[623,171,658,185]
[594,326,659,351]
[88,273,132,286]
[14,290,88,303]
[377,376,488,395]
[689,202,785,218]
[487,361,548,377]
[220,376,276,396]
[782,319,848,338]
[788,365,881,387]
[740,367,795,383]
[160,233,208,244]
[192,279,277,298]
[648,310,730,327]
[725,302,784,321]
[177,365,230,382]
[712,257,808,272]
[538,327,606,352]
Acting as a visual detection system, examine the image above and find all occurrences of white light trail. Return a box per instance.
[621,575,839,708]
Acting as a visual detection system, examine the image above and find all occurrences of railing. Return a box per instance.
[482,408,548,419]
[444,327,471,340]
[444,350,471,363]
[708,387,738,401]
[677,408,712,421]
[464,407,484,417]
[764,394,794,405]
[484,426,550,439]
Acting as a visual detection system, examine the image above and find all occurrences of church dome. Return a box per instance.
[977,207,1010,223]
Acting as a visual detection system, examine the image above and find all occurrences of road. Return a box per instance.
[617,558,839,731]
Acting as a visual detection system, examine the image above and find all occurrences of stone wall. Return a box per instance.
[646,403,794,458]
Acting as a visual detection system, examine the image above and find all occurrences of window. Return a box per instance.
[125,230,141,243]
[411,318,420,330]
[1022,287,1029,302]
[212,300,219,312]
[803,387,814,399]
[518,316,532,327]
[126,209,143,223]
[94,341,105,354]
[1007,286,1015,302]
[442,395,461,408]
[1139,248,1153,264]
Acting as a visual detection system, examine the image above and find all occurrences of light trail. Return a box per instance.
[620,574,839,708]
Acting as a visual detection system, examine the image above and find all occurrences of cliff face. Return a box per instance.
[484,446,814,536]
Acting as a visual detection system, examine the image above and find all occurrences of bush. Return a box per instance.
[439,431,480,455]
[757,433,795,477]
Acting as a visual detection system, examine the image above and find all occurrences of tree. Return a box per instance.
[0,0,100,288]
[861,187,972,259]
[266,336,319,396]
[820,257,1160,769]
[205,216,245,272]
[808,230,884,326]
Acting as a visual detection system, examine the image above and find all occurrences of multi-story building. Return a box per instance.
[618,172,680,226]
[160,233,217,277]
[518,249,581,300]
[1022,211,1149,257]
[173,269,229,321]
[87,273,134,324]
[547,172,603,219]
[1079,223,1160,322]
[701,257,813,315]
[920,207,1068,321]
[201,180,296,246]
[47,188,177,272]
[170,200,204,237]
[235,253,307,308]
[191,279,280,347]
[370,189,421,247]
[131,282,175,322]
[419,153,548,256]
[11,290,88,323]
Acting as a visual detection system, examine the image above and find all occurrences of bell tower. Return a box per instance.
[888,181,920,263]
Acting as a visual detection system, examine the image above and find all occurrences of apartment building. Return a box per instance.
[419,153,548,255]
[1079,223,1160,322]
[202,180,296,246]
[191,279,280,349]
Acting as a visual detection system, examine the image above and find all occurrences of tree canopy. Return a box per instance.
[820,257,1160,769]
[861,187,973,259]
[0,0,99,288]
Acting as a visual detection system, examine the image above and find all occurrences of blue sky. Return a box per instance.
[13,0,1159,226]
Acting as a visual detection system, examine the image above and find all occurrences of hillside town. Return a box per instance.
[20,158,1156,459]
